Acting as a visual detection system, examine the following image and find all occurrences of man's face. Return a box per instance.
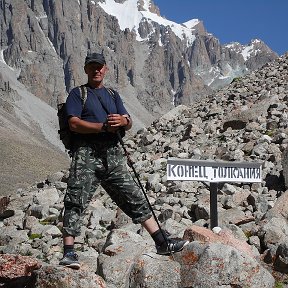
[84,62,107,84]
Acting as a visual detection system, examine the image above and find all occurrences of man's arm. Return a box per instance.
[68,116,104,133]
[68,114,132,133]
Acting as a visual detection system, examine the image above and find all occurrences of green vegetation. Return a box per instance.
[275,282,284,288]
[20,250,33,256]
[39,220,51,225]
[29,233,42,240]
[266,130,275,137]
[230,77,242,84]
[274,278,288,288]
[244,230,253,238]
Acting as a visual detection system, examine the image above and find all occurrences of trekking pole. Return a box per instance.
[116,131,174,257]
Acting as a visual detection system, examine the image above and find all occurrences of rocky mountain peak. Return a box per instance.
[137,0,160,15]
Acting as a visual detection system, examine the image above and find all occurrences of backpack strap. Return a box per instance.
[78,85,114,107]
[105,87,116,101]
[78,85,116,114]
[79,85,88,107]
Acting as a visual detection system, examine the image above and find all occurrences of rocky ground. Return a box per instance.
[1,53,288,287]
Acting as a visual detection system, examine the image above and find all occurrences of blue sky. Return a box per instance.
[153,0,287,56]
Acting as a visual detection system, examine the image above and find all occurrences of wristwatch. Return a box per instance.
[123,115,131,126]
[102,122,108,132]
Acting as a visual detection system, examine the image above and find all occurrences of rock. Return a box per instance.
[88,200,116,229]
[175,241,274,288]
[0,254,41,287]
[98,229,153,287]
[219,207,252,226]
[33,188,59,207]
[47,171,65,184]
[129,254,181,288]
[258,217,288,256]
[274,242,288,273]
[265,190,288,219]
[0,196,13,218]
[184,225,255,258]
[33,265,106,288]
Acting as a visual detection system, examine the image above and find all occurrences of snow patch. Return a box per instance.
[98,0,198,45]
[35,13,47,21]
[242,44,261,61]
[183,19,200,29]
[225,40,262,61]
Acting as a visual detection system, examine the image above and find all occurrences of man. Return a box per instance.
[59,52,189,269]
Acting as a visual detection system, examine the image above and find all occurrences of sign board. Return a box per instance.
[167,158,262,183]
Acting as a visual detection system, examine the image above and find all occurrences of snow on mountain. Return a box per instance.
[225,39,263,61]
[97,0,199,45]
[183,19,201,29]
[241,40,263,61]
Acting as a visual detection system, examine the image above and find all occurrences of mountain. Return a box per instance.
[0,0,279,195]
[98,0,277,93]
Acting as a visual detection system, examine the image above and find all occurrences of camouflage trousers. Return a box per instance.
[62,143,152,237]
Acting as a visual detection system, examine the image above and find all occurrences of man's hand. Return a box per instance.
[107,114,127,127]
[106,114,132,132]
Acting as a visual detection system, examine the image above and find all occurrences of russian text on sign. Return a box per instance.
[167,158,262,183]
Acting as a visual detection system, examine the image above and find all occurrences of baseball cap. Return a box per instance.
[85,53,106,66]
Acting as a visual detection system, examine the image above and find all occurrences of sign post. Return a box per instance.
[210,182,218,228]
[167,158,262,229]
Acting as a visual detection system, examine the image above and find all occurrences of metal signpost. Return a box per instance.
[167,158,262,229]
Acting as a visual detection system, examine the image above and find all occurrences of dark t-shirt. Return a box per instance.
[65,85,129,143]
[66,85,128,121]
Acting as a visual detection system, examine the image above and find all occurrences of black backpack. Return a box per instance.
[57,85,116,153]
[57,85,87,153]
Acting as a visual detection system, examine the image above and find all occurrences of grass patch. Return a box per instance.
[29,233,42,240]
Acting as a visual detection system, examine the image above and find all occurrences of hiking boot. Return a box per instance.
[156,238,189,255]
[59,251,80,269]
